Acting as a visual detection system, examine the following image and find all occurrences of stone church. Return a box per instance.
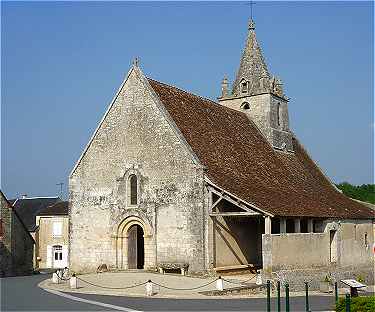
[69,19,374,286]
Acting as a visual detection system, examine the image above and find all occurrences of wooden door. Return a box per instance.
[127,225,137,269]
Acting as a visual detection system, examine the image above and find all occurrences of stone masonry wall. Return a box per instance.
[262,219,374,290]
[0,193,13,276]
[0,193,34,277]
[218,93,293,151]
[69,67,206,274]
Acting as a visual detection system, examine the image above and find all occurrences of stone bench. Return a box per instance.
[158,262,189,276]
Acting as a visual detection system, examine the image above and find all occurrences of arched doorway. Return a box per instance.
[127,224,144,269]
[116,216,153,270]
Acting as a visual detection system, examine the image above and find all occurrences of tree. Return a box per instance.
[336,182,375,205]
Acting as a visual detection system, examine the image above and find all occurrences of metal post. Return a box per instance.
[305,282,309,312]
[285,283,290,312]
[345,294,350,312]
[335,282,338,304]
[267,280,271,312]
[277,280,281,312]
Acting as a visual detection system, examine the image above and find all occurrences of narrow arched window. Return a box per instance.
[241,79,248,94]
[276,103,281,127]
[129,175,138,205]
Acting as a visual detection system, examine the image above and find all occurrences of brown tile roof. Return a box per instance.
[148,78,374,219]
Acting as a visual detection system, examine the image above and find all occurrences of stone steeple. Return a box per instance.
[218,19,293,152]
[230,19,285,99]
[232,19,270,96]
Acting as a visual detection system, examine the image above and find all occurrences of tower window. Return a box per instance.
[129,174,138,205]
[241,80,248,94]
[276,103,281,127]
[241,102,250,110]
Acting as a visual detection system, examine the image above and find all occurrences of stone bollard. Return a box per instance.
[146,280,154,296]
[52,272,60,284]
[70,274,77,289]
[216,276,224,291]
[256,270,262,285]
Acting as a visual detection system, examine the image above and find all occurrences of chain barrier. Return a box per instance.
[53,268,257,292]
[151,278,218,291]
[221,274,256,286]
[76,277,149,290]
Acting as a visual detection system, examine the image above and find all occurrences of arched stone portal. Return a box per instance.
[116,216,153,270]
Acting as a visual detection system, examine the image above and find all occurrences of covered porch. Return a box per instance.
[206,182,273,272]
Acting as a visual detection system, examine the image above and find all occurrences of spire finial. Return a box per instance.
[133,57,139,67]
[250,1,255,20]
[248,19,255,30]
[248,1,256,30]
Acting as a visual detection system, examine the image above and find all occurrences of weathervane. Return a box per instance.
[250,0,255,20]
[248,1,256,30]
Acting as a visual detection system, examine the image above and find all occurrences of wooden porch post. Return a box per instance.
[265,216,272,235]
[280,218,286,233]
[294,218,301,233]
[308,219,314,233]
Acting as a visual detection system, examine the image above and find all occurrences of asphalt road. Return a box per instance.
[1,274,337,311]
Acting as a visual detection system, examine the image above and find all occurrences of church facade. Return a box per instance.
[69,20,374,288]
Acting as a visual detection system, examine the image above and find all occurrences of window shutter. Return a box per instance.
[62,245,68,268]
[46,245,52,267]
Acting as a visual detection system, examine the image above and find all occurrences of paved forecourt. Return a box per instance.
[40,271,259,299]
[39,270,354,300]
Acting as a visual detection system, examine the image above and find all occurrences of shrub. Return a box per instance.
[336,296,375,312]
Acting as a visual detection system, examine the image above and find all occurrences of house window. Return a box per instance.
[52,222,62,237]
[241,102,250,110]
[129,174,138,205]
[53,245,63,261]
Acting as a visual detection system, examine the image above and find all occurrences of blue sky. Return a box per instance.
[1,1,374,200]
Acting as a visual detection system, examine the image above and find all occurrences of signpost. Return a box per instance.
[341,279,366,297]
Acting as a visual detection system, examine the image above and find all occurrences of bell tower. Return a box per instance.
[218,19,293,152]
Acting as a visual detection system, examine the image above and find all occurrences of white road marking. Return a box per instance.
[43,288,143,312]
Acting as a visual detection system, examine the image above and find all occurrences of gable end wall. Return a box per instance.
[69,68,206,273]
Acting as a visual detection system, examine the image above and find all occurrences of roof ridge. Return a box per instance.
[146,77,247,116]
[13,196,59,200]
